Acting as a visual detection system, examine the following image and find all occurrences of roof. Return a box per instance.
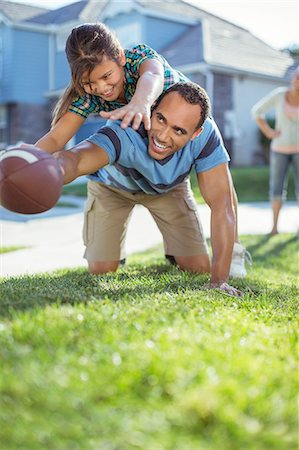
[16,0,294,78]
[24,0,109,25]
[159,1,294,78]
[25,0,88,25]
[0,0,47,22]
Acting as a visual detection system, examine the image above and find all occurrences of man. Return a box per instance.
[56,82,244,297]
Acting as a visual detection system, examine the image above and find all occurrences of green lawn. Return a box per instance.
[62,166,297,204]
[0,246,27,254]
[0,234,298,450]
[190,166,296,204]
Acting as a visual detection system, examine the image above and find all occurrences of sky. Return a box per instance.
[6,0,299,50]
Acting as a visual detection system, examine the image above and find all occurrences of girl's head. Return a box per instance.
[66,23,125,98]
[52,23,126,126]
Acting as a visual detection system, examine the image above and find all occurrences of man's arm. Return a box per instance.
[55,140,109,184]
[197,163,237,286]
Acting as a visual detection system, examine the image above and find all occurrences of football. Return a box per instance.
[0,146,64,214]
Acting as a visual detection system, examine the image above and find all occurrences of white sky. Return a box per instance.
[7,0,299,50]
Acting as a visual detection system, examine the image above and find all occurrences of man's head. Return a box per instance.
[148,82,211,161]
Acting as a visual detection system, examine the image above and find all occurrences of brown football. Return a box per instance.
[0,146,63,214]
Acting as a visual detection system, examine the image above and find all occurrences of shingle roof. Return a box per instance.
[136,0,200,19]
[0,0,47,22]
[158,0,293,78]
[25,0,87,24]
[15,0,294,78]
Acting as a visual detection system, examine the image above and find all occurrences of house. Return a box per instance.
[0,0,295,165]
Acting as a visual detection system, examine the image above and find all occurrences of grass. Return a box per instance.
[0,234,298,450]
[56,200,78,208]
[190,166,296,204]
[62,182,87,198]
[0,246,27,254]
[62,167,297,204]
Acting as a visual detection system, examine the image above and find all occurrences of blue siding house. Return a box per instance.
[0,0,295,165]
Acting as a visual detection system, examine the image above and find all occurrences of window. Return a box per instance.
[0,105,7,149]
[0,34,3,80]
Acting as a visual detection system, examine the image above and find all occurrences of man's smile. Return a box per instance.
[151,136,170,154]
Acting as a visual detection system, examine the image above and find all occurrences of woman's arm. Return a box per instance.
[251,88,282,139]
[255,117,281,140]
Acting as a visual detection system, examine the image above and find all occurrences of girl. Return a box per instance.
[35,22,186,152]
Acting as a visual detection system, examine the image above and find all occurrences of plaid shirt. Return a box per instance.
[69,44,188,119]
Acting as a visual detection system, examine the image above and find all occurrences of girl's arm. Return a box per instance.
[100,58,164,130]
[35,112,85,153]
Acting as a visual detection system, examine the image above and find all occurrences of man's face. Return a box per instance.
[148,92,202,161]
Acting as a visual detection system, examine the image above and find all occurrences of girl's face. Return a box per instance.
[81,52,126,102]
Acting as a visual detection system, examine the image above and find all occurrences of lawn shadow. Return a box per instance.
[1,255,295,320]
[2,232,298,319]
[246,234,298,263]
[0,263,206,318]
[245,234,272,254]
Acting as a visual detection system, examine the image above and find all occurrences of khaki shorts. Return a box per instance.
[83,179,208,261]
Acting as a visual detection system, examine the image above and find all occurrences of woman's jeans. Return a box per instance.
[270,151,299,201]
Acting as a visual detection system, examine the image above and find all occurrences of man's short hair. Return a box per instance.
[153,82,211,130]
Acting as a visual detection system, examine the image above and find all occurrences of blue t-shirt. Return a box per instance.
[87,118,230,195]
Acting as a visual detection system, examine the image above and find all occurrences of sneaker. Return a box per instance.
[229,243,252,278]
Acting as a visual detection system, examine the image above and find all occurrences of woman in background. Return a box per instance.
[252,68,299,235]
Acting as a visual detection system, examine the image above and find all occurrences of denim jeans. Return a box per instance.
[270,151,299,201]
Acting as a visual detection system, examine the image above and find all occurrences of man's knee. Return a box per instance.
[88,260,120,275]
[170,254,211,273]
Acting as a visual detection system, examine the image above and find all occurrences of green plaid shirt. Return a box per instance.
[69,44,188,119]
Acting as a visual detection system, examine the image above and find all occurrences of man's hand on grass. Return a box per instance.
[205,282,244,298]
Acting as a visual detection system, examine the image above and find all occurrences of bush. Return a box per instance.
[259,117,276,164]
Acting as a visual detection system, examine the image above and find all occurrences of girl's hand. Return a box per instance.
[100,102,151,130]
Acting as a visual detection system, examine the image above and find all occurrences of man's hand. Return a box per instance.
[205,282,243,298]
[100,101,151,130]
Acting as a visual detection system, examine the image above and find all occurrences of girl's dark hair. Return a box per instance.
[153,82,211,130]
[52,23,122,126]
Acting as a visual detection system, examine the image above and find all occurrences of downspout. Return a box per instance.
[205,70,214,114]
[201,18,214,113]
[48,26,55,92]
